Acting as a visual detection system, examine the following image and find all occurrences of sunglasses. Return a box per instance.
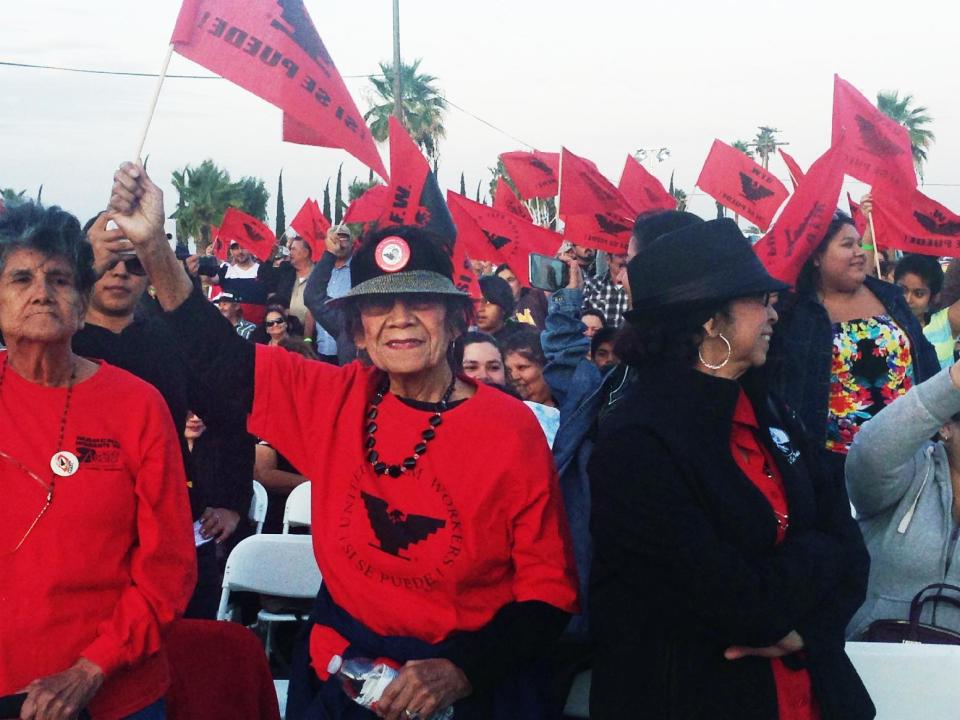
[116,254,146,276]
[265,318,287,328]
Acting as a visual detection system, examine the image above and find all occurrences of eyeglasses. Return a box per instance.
[115,254,146,277]
[265,318,287,327]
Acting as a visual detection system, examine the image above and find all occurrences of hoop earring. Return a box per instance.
[698,333,732,370]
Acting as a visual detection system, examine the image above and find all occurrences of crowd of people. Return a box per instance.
[6,159,960,720]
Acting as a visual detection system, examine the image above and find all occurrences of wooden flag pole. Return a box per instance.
[868,210,882,278]
[134,44,175,162]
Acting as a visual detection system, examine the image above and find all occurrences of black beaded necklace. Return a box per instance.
[365,374,456,478]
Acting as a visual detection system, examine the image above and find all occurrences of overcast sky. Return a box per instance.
[3,0,959,239]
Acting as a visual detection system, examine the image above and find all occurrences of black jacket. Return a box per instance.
[588,364,874,720]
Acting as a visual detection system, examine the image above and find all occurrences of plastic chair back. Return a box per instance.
[282,481,312,533]
[249,480,268,534]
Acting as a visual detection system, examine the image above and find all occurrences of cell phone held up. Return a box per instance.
[528,253,570,293]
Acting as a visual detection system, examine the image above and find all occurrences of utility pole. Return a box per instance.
[392,0,403,121]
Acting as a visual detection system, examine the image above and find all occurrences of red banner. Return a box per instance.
[779,149,806,190]
[755,143,846,285]
[171,0,387,179]
[290,198,330,258]
[871,187,960,258]
[832,74,915,195]
[696,139,788,231]
[210,223,228,261]
[618,155,675,214]
[500,151,560,200]
[450,234,481,299]
[218,208,276,262]
[558,148,635,253]
[492,177,532,221]
[343,184,390,225]
[847,193,867,236]
[448,191,563,286]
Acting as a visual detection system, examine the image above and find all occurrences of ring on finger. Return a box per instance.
[404,711,421,720]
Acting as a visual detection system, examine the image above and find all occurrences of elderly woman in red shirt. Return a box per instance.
[0,202,195,720]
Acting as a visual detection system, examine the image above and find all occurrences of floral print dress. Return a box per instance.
[826,315,914,455]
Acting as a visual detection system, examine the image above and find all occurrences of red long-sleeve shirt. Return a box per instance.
[0,357,196,719]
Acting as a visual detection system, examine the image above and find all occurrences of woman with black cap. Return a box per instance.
[105,163,578,720]
[589,218,874,720]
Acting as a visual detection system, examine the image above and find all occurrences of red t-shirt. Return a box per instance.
[0,356,196,720]
[730,390,819,720]
[249,347,578,655]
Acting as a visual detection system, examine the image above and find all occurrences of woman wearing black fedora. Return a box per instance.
[588,219,874,720]
[105,162,578,720]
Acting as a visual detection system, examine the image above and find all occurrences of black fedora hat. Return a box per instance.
[330,225,467,305]
[624,218,788,322]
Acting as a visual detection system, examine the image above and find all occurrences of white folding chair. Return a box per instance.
[217,534,322,659]
[282,481,312,534]
[249,480,268,534]
[846,641,960,720]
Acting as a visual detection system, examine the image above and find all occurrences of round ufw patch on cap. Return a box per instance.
[374,236,411,273]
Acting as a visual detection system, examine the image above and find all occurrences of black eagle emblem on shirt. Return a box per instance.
[855,114,905,157]
[594,214,632,235]
[739,172,775,202]
[914,210,960,237]
[242,222,266,245]
[362,492,445,560]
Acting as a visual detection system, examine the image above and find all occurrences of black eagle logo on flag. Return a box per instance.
[530,158,555,176]
[739,173,775,202]
[361,492,445,560]
[242,222,266,245]
[914,210,960,237]
[855,115,905,157]
[594,214,632,235]
[482,229,511,251]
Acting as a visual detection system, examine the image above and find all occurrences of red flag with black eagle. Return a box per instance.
[500,151,560,200]
[696,139,789,231]
[209,223,228,261]
[755,142,847,285]
[558,148,636,253]
[343,184,390,225]
[170,0,387,180]
[447,191,563,286]
[290,198,330,258]
[218,208,276,262]
[871,187,960,258]
[492,177,532,221]
[618,155,676,214]
[832,74,916,195]
[779,149,806,190]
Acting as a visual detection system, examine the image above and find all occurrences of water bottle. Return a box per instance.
[327,655,454,718]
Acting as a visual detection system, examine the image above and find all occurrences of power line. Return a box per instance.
[444,98,537,151]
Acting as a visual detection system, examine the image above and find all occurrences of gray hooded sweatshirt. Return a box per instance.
[846,365,960,639]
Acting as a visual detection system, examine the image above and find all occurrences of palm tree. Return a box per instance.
[1,188,26,207]
[171,160,268,253]
[732,140,754,157]
[669,172,688,212]
[877,90,935,182]
[365,59,447,162]
[750,127,781,170]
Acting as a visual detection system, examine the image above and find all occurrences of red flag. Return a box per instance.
[218,208,276,262]
[210,223,228,261]
[343,184,390,225]
[847,193,867,236]
[171,0,387,179]
[500,151,560,200]
[696,140,789,231]
[832,74,916,194]
[450,234,481,299]
[375,117,456,241]
[558,148,635,253]
[448,191,563,286]
[779,149,806,190]
[492,177,532,222]
[618,155,675,214]
[290,198,330,258]
[755,143,847,285]
[871,187,960,258]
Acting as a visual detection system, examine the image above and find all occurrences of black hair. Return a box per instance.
[894,254,944,296]
[591,326,618,358]
[581,308,607,327]
[795,210,856,295]
[452,330,503,371]
[0,201,96,293]
[501,326,546,367]
[615,300,729,368]
[494,263,513,276]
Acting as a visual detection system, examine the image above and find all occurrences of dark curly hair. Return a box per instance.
[615,300,731,368]
[0,201,96,293]
[501,326,547,367]
[795,210,856,296]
